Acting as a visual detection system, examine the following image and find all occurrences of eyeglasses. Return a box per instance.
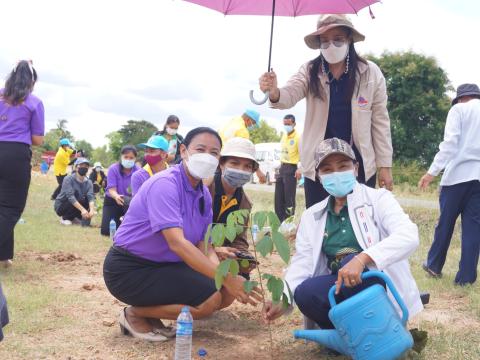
[319,39,347,50]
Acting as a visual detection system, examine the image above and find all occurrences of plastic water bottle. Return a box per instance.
[17,218,26,224]
[174,306,193,360]
[109,219,117,240]
[252,224,259,244]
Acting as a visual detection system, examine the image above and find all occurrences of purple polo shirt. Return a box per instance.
[105,162,140,197]
[114,164,213,263]
[0,91,45,145]
[131,168,150,196]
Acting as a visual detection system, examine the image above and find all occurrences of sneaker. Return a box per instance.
[60,218,72,226]
[72,218,82,225]
[0,260,13,268]
[422,262,442,278]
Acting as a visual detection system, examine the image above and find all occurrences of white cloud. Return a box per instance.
[0,0,478,147]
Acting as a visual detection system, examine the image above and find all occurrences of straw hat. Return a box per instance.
[304,14,365,50]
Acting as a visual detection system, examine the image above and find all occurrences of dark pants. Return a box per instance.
[55,198,90,221]
[427,180,480,285]
[0,142,31,261]
[101,196,126,236]
[51,174,67,200]
[304,166,376,209]
[294,254,385,329]
[275,163,298,222]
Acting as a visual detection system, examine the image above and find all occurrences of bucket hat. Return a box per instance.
[304,14,365,50]
[244,109,261,125]
[221,137,259,171]
[452,83,480,105]
[59,138,72,147]
[138,135,169,151]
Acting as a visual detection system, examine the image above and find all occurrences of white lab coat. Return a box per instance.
[284,183,423,321]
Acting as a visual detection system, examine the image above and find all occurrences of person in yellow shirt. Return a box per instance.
[51,138,74,200]
[219,109,266,183]
[275,114,301,222]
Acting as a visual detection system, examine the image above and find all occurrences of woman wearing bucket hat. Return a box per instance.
[54,158,96,226]
[205,137,259,279]
[89,162,107,194]
[259,14,393,208]
[131,135,170,196]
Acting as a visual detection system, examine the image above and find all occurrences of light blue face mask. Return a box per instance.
[284,125,294,133]
[319,170,357,197]
[121,158,135,169]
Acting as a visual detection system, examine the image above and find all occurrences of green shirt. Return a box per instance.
[322,197,362,272]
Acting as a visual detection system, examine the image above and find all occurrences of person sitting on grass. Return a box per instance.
[131,135,169,196]
[89,162,107,195]
[205,137,258,279]
[103,127,262,342]
[262,138,423,351]
[54,158,95,226]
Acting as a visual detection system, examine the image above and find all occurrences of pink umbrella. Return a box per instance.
[184,0,379,104]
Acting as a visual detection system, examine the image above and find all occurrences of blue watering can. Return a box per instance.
[294,271,413,360]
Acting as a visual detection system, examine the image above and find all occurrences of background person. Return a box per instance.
[262,138,422,334]
[155,114,183,165]
[0,60,44,267]
[219,109,267,184]
[419,83,480,285]
[132,135,169,196]
[103,128,261,341]
[51,138,74,200]
[0,281,8,341]
[89,162,107,194]
[206,137,258,279]
[275,114,301,222]
[100,145,139,236]
[259,14,393,208]
[54,158,95,226]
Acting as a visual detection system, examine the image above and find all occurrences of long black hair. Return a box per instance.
[308,29,367,102]
[3,60,38,105]
[183,127,222,149]
[162,114,180,133]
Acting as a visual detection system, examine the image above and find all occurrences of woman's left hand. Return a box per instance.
[335,257,365,295]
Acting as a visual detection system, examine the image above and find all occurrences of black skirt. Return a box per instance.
[103,246,217,307]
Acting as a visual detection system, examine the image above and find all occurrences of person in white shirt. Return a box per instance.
[263,138,422,336]
[419,83,480,285]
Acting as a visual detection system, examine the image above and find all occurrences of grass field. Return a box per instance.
[0,172,479,359]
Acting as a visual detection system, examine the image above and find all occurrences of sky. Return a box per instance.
[1,0,479,147]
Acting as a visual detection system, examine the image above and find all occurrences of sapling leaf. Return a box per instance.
[267,276,284,304]
[254,212,267,229]
[236,211,245,225]
[211,224,225,247]
[226,213,236,228]
[204,223,212,255]
[244,280,259,293]
[282,293,290,309]
[272,231,290,264]
[267,211,281,233]
[225,224,237,242]
[240,259,250,268]
[215,259,232,290]
[256,235,273,257]
[236,225,244,235]
[262,273,273,280]
[229,258,240,276]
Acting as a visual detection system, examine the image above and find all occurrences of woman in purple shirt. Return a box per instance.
[0,60,44,267]
[100,145,139,236]
[103,127,262,342]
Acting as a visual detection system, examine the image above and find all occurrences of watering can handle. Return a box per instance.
[327,270,409,326]
[249,90,270,105]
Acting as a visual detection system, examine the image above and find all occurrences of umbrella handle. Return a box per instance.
[249,90,269,105]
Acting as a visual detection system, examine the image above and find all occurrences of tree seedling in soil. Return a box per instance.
[205,209,293,358]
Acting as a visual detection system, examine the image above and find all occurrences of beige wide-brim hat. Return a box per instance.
[221,137,259,171]
[304,14,365,50]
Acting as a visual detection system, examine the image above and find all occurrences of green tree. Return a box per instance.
[91,145,115,166]
[107,120,158,159]
[249,120,281,144]
[74,140,94,158]
[366,51,452,165]
[106,131,123,160]
[42,119,75,151]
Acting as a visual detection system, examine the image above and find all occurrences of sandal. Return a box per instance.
[422,262,442,278]
[148,318,176,338]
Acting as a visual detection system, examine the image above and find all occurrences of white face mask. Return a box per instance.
[166,127,177,136]
[320,42,349,64]
[186,151,219,180]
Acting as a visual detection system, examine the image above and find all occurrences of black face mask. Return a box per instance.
[77,167,88,176]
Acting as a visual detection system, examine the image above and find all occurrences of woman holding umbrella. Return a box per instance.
[259,14,393,208]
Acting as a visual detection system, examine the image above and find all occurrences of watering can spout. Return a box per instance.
[293,329,349,356]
